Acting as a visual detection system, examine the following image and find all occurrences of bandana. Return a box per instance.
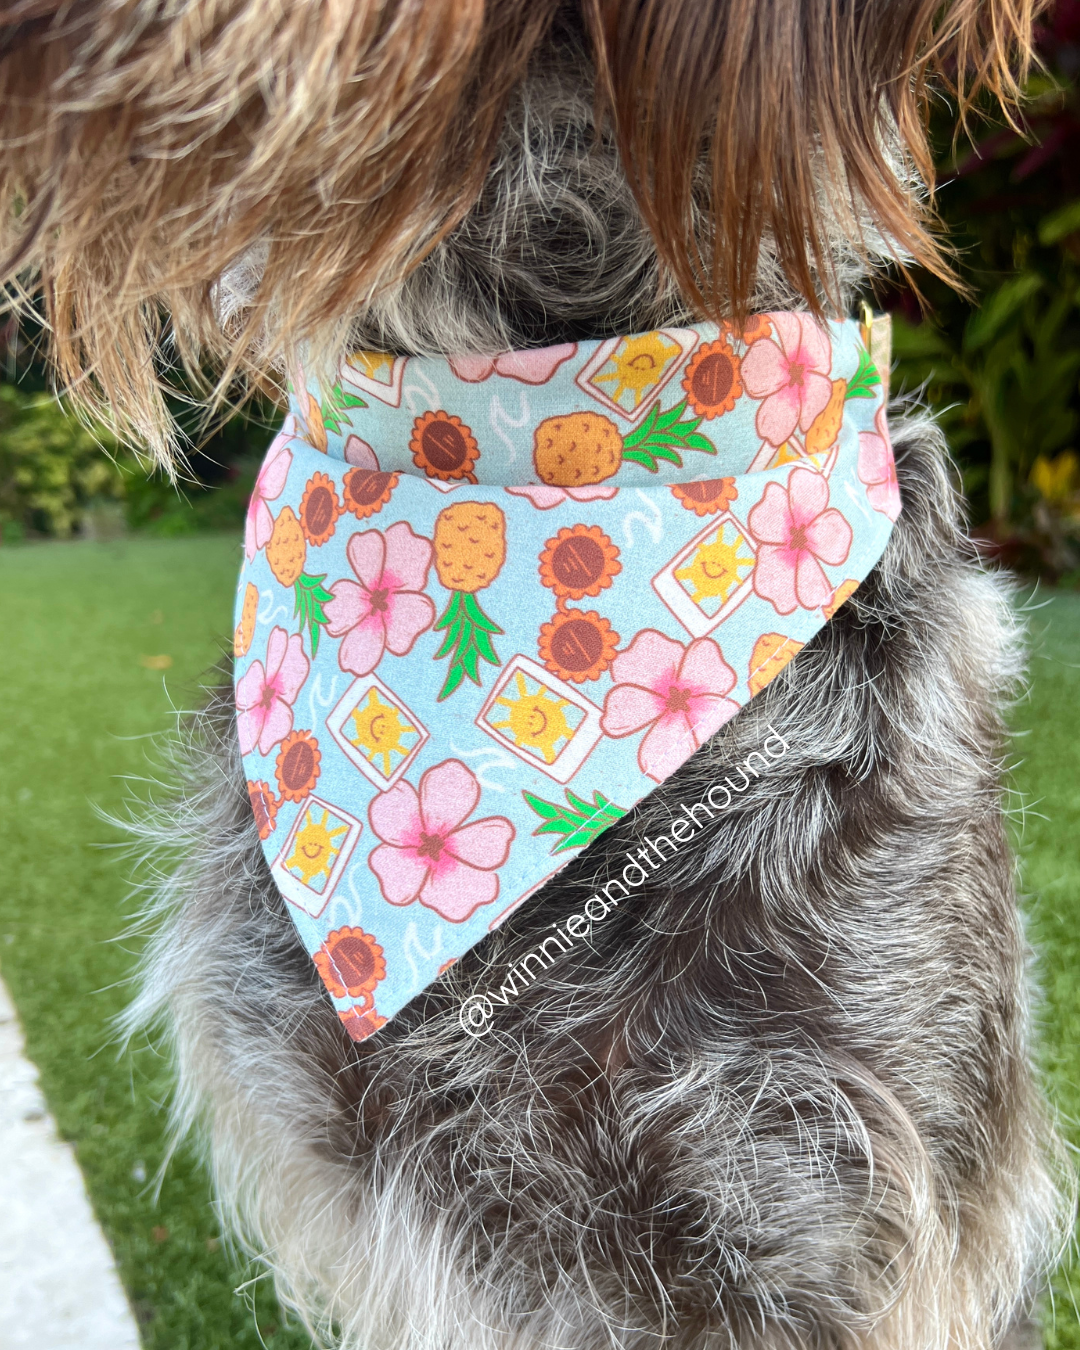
[233,313,899,1042]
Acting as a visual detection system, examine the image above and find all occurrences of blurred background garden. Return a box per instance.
[4,4,1080,564]
[1,5,1080,1348]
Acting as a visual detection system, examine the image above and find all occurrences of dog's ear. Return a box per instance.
[586,0,1043,321]
[0,0,560,465]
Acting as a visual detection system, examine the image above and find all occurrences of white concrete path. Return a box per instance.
[0,975,142,1350]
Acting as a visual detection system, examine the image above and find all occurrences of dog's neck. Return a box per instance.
[348,24,877,362]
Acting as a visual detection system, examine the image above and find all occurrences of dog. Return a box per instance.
[1,1,1072,1346]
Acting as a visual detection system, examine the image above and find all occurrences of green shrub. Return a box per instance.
[0,382,123,540]
[886,4,1080,583]
[0,375,268,542]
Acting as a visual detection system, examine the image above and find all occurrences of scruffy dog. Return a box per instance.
[1,1,1073,1346]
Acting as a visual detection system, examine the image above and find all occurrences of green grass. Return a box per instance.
[0,536,313,1349]
[1015,589,1080,1348]
[0,536,1077,1347]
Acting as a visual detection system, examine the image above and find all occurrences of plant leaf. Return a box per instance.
[963,274,1042,353]
[1038,199,1080,246]
[294,573,333,656]
[438,661,466,701]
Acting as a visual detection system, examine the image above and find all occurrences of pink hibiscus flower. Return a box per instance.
[449,344,577,385]
[741,314,833,446]
[324,522,436,676]
[245,435,293,560]
[235,626,309,757]
[368,759,515,922]
[748,466,853,615]
[343,435,379,469]
[601,631,739,783]
[858,405,901,522]
[504,483,618,510]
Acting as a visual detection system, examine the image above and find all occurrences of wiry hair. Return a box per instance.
[13,1,1069,1342]
[121,411,1073,1349]
[0,0,1043,464]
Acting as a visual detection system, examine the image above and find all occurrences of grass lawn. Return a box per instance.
[0,535,1077,1347]
[1018,587,1080,1348]
[0,535,312,1349]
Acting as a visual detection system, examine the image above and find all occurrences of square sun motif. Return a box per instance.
[271,794,363,918]
[326,675,428,790]
[341,349,408,407]
[575,329,698,424]
[652,511,758,637]
[477,655,603,785]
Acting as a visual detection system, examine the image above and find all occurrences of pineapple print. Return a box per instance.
[266,507,334,656]
[534,413,623,486]
[299,382,368,451]
[267,507,306,586]
[533,401,716,481]
[804,379,847,454]
[234,582,259,658]
[432,502,507,700]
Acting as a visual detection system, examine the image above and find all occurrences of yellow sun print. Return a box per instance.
[347,350,396,383]
[675,524,755,613]
[347,689,418,778]
[286,806,349,892]
[594,332,681,409]
[488,670,583,764]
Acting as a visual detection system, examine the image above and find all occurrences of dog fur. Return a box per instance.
[115,20,1073,1349]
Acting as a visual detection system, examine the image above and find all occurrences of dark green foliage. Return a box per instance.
[885,4,1080,582]
[0,318,275,542]
[0,383,122,539]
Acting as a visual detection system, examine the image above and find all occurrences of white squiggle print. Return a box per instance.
[256,588,290,627]
[621,489,665,547]
[489,392,532,468]
[842,478,876,524]
[448,742,515,792]
[307,671,341,730]
[325,883,361,933]
[402,368,442,417]
[402,921,444,993]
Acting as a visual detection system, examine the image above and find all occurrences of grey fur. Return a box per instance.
[123,14,1073,1349]
[346,20,892,360]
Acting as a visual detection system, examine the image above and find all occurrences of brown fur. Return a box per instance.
[0,0,1043,463]
[4,2,1073,1344]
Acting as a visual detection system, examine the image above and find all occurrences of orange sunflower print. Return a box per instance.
[274,730,321,802]
[538,524,621,604]
[410,411,480,482]
[339,1007,389,1041]
[247,780,278,840]
[539,609,620,683]
[298,471,342,546]
[315,927,387,1004]
[682,337,742,420]
[342,468,398,520]
[671,477,739,517]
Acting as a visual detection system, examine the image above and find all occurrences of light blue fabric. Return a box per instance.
[233,317,898,1040]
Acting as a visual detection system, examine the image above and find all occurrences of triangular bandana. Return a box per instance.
[233,314,900,1041]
